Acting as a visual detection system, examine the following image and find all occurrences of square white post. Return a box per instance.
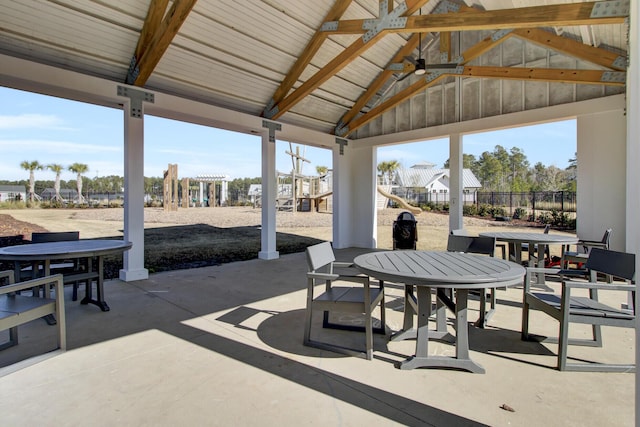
[449,133,463,231]
[259,121,279,260]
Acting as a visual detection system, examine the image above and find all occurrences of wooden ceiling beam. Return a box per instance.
[323,2,627,35]
[267,0,430,120]
[263,0,353,117]
[512,28,627,71]
[128,0,198,86]
[459,66,625,85]
[338,28,517,136]
[344,65,624,136]
[335,33,421,133]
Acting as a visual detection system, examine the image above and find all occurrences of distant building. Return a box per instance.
[0,185,26,202]
[392,162,482,204]
[40,188,78,202]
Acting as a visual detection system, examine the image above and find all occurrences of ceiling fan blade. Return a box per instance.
[395,72,413,82]
[423,63,460,70]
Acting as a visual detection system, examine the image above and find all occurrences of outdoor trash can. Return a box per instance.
[393,211,418,250]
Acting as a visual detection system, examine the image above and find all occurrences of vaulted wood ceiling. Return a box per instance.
[0,0,629,139]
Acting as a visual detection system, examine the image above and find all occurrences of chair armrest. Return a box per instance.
[332,261,353,268]
[307,272,339,281]
[0,274,64,295]
[564,281,635,292]
[0,270,15,284]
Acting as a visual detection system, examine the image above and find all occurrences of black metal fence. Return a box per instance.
[473,191,576,220]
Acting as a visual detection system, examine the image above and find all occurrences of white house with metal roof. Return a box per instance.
[0,185,26,203]
[392,162,482,204]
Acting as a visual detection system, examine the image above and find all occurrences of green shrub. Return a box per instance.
[463,204,477,216]
[513,207,526,219]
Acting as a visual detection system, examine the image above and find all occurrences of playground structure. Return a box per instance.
[275,143,332,212]
[162,164,230,209]
[377,185,422,215]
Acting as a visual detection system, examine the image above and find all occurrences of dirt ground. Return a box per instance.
[0,206,563,276]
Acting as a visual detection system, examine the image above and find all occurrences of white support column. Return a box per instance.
[221,181,228,205]
[199,182,203,205]
[449,133,463,231]
[627,2,639,424]
[119,92,149,281]
[259,121,279,260]
[332,138,377,249]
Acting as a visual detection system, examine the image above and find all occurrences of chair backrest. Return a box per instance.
[31,231,80,243]
[447,235,495,257]
[306,242,335,272]
[601,228,612,247]
[585,247,635,281]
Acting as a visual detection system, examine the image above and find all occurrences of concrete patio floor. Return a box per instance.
[0,248,634,426]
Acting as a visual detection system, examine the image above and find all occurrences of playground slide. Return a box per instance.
[377,186,422,215]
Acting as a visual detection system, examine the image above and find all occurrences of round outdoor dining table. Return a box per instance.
[478,231,578,266]
[0,239,132,312]
[353,250,525,373]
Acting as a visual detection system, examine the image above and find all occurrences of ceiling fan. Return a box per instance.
[396,8,459,81]
[399,34,459,81]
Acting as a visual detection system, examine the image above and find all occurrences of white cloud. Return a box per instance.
[0,113,67,130]
[0,139,121,153]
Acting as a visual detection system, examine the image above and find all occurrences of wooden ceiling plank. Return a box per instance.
[269,0,429,120]
[264,0,353,116]
[133,0,198,86]
[513,28,626,71]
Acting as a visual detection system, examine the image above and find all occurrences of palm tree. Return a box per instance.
[47,163,65,202]
[377,160,400,185]
[68,162,89,203]
[20,160,43,202]
[315,165,328,176]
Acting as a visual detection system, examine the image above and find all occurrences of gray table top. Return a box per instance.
[0,239,132,261]
[353,251,525,289]
[479,231,578,245]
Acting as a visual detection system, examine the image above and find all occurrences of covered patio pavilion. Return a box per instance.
[0,0,639,424]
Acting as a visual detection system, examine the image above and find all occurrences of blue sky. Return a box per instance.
[0,86,576,182]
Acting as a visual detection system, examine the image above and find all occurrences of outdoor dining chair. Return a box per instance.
[24,231,86,301]
[446,234,498,327]
[303,242,385,360]
[561,228,612,269]
[522,247,636,371]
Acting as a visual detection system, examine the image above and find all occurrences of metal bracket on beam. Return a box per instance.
[262,120,281,143]
[590,1,629,18]
[491,29,513,42]
[262,98,279,119]
[335,137,348,155]
[321,21,339,32]
[433,0,461,14]
[601,71,626,83]
[125,56,139,85]
[612,55,628,69]
[117,85,154,118]
[335,121,350,137]
[362,2,408,43]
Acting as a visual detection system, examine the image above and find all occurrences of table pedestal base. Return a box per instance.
[394,286,484,373]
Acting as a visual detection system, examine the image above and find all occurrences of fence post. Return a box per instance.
[531,191,536,222]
